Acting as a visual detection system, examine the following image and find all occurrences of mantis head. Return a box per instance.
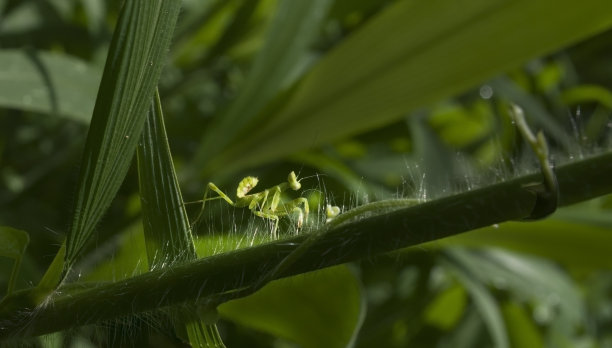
[288,171,301,191]
[237,176,259,198]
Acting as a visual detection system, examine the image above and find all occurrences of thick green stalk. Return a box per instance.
[1,150,612,338]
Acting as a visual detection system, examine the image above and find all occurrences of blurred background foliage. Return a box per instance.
[1,0,612,347]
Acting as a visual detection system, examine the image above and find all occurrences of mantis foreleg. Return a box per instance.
[192,183,236,227]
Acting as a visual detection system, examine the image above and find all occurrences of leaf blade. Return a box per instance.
[0,226,29,295]
[219,266,364,348]
[192,0,333,175]
[137,90,224,347]
[214,0,612,171]
[64,0,182,271]
[0,50,100,122]
[138,90,196,265]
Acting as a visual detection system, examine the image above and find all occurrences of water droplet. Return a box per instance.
[479,85,493,99]
[533,304,552,324]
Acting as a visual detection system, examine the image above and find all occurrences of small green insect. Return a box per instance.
[193,171,309,238]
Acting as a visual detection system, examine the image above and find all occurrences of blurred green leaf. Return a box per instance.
[431,215,612,269]
[443,250,509,348]
[444,247,584,343]
[502,301,543,348]
[63,0,182,270]
[0,226,29,260]
[193,0,333,176]
[0,2,44,35]
[79,0,107,34]
[213,0,612,172]
[561,84,612,109]
[424,283,467,330]
[0,226,29,294]
[439,307,486,348]
[429,101,494,150]
[0,50,100,122]
[219,265,364,348]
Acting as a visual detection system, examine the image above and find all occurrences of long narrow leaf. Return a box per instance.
[137,90,224,347]
[191,0,332,176]
[0,226,29,295]
[64,0,181,270]
[211,0,612,172]
[138,90,195,265]
[442,250,509,348]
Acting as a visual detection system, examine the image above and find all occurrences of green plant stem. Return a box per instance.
[1,150,612,339]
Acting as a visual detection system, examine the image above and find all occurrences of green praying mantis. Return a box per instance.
[192,171,313,238]
[199,104,559,308]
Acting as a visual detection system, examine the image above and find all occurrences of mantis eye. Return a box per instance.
[237,176,258,198]
[288,171,301,190]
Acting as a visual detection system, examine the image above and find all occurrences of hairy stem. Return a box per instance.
[1,150,612,339]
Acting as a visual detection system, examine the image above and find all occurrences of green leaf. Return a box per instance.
[63,0,182,271]
[443,250,509,348]
[213,0,612,171]
[36,244,65,292]
[192,0,333,176]
[440,307,486,348]
[0,2,43,35]
[561,84,612,109]
[424,283,467,330]
[137,90,196,265]
[137,91,224,347]
[447,248,584,330]
[431,216,612,269]
[219,265,364,348]
[0,226,29,260]
[0,226,29,295]
[502,302,544,348]
[80,0,107,34]
[0,49,100,122]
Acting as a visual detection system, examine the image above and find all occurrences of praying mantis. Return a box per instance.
[192,171,310,238]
